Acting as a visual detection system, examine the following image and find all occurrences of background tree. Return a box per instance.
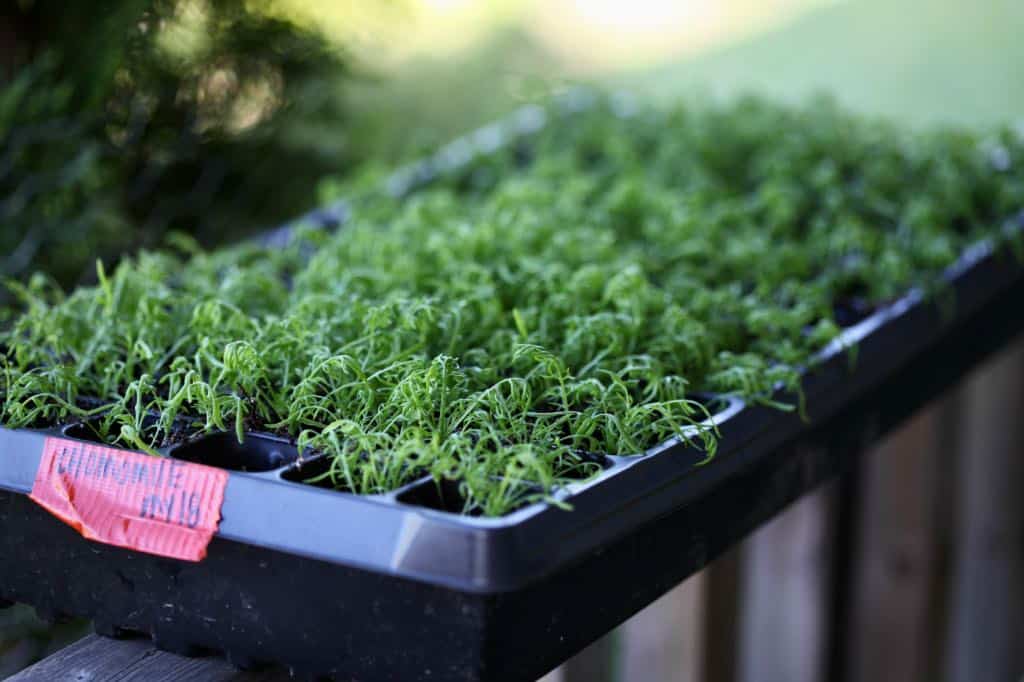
[0,0,357,288]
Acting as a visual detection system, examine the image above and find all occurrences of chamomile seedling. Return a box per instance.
[2,95,1021,515]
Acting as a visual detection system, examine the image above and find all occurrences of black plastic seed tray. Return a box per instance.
[3,91,1024,680]
[1,225,1022,681]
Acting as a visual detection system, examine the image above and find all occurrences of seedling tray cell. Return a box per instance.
[1,225,1022,680]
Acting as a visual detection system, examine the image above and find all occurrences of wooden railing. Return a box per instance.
[541,337,1024,682]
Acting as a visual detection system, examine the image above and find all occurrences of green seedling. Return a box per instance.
[2,95,1022,515]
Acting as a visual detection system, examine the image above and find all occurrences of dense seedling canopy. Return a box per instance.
[2,96,1022,515]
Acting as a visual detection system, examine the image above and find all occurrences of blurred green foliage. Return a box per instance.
[0,0,356,288]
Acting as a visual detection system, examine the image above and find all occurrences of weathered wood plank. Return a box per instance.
[704,546,742,682]
[946,339,1024,682]
[6,634,290,682]
[619,572,705,682]
[737,481,836,682]
[843,397,957,682]
[919,391,962,682]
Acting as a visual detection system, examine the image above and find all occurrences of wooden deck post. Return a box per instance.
[737,484,837,682]
[619,573,706,682]
[842,395,960,682]
[946,340,1024,682]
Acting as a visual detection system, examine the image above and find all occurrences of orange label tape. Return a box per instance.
[30,437,228,562]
